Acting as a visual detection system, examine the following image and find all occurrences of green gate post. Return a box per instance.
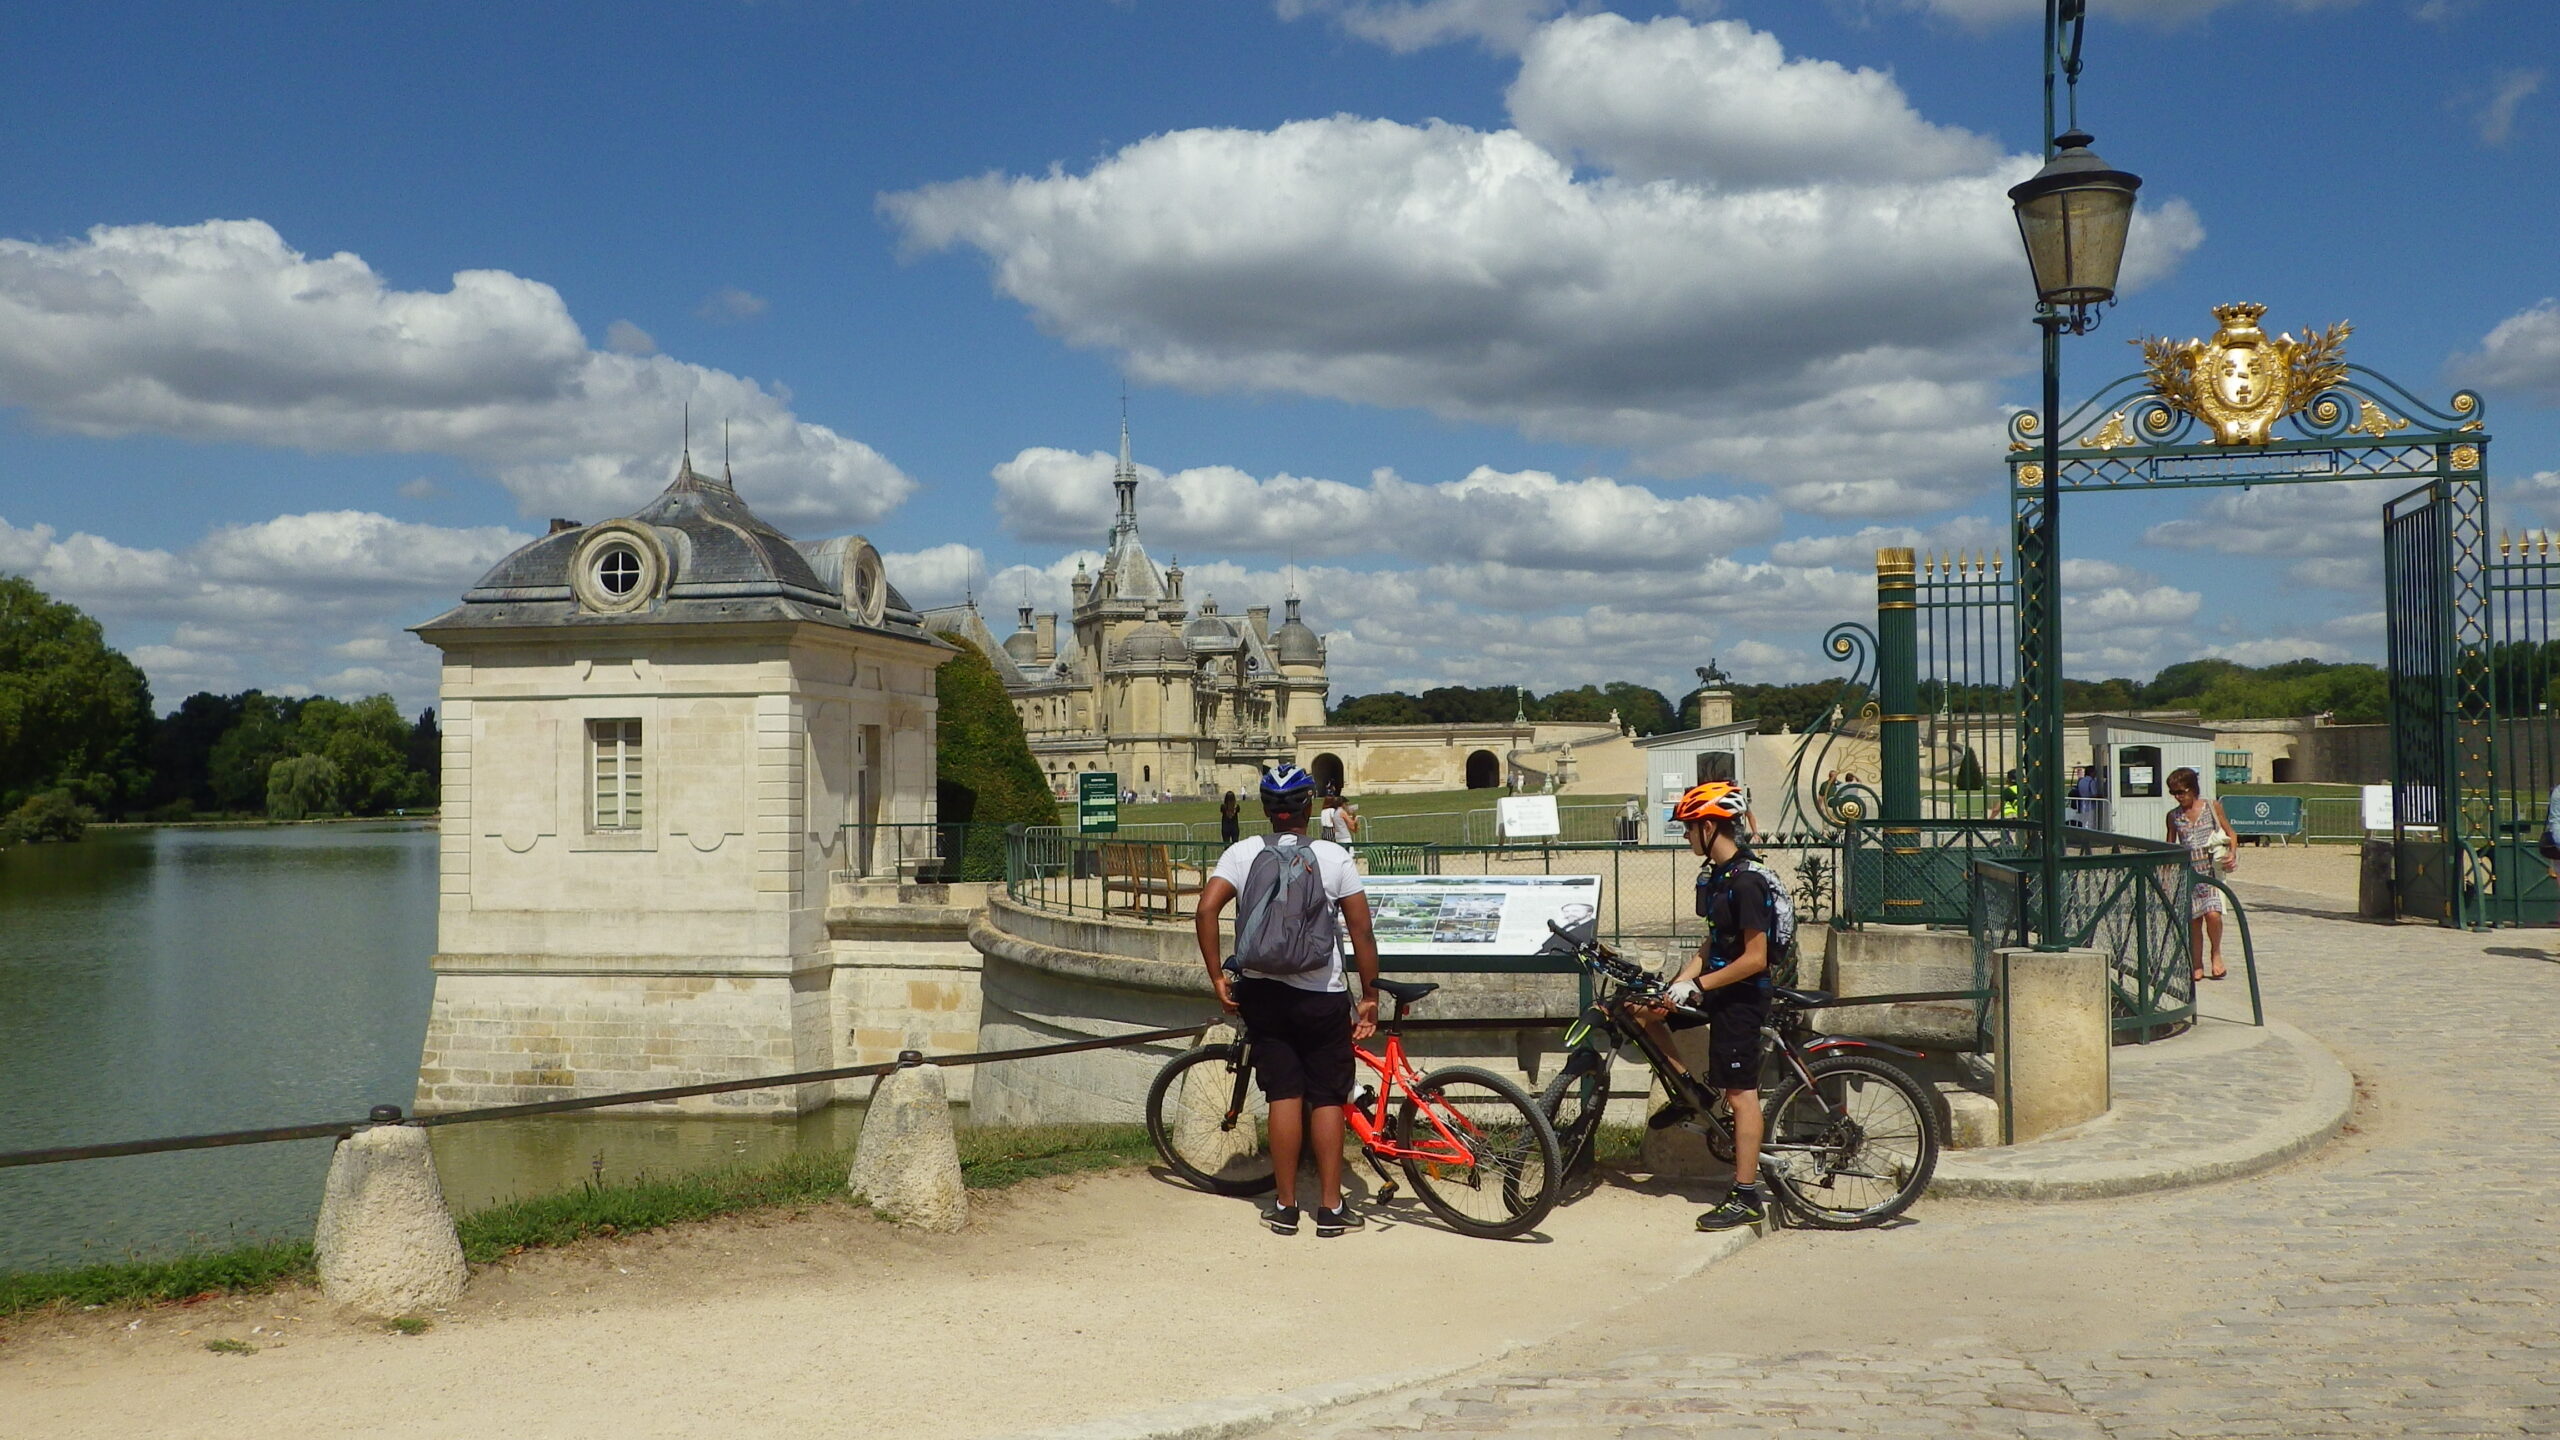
[1877,547,1921,823]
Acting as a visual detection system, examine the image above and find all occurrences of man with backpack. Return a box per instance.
[1193,763,1383,1237]
[1631,780,1787,1232]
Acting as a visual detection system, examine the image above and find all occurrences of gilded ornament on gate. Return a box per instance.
[2452,444,2481,470]
[2078,410,2137,449]
[2348,398,2409,438]
[2137,303,2351,446]
[2016,463,2045,484]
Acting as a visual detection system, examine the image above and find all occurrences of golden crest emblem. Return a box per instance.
[2137,303,2351,446]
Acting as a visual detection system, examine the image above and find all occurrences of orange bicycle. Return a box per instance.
[1145,976,1563,1239]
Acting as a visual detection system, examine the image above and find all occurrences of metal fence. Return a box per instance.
[1837,821,2031,927]
[1913,550,2019,820]
[1970,836,2209,1043]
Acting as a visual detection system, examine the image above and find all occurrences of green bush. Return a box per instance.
[932,636,1057,880]
[265,754,343,820]
[0,789,95,845]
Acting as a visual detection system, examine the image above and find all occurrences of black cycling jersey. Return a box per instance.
[1694,851,1776,997]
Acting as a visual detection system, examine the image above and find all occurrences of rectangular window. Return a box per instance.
[591,719,643,830]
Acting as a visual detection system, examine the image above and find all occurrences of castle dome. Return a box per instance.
[1112,601,1187,666]
[1273,596,1323,665]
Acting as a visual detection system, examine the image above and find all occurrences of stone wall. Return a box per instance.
[828,877,990,1103]
[967,894,1600,1124]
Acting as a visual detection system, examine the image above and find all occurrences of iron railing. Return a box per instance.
[1837,820,2031,927]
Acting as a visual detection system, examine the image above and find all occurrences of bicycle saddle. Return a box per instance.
[1772,986,1835,1009]
[1371,978,1439,1005]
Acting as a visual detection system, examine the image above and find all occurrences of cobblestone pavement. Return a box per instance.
[1250,887,2560,1439]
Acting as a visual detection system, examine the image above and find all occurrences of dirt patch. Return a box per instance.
[0,1167,1724,1440]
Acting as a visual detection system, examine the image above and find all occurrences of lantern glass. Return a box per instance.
[2007,131,2142,310]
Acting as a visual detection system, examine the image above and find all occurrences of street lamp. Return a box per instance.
[2009,5,2141,952]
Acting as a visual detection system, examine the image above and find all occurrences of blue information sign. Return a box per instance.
[2224,795,2302,837]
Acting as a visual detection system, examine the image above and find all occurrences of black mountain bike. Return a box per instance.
[1534,923,1942,1229]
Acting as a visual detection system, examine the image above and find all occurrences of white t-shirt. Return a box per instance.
[1212,831,1364,993]
[1319,805,1359,842]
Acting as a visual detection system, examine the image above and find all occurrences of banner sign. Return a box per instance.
[1357,874,1602,957]
[2224,795,2302,837]
[1497,795,1560,838]
[1077,772,1119,835]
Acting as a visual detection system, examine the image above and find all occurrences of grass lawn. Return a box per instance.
[0,1123,1155,1319]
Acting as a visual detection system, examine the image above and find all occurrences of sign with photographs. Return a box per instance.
[1356,874,1603,957]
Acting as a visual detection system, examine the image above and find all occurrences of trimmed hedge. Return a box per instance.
[932,635,1057,880]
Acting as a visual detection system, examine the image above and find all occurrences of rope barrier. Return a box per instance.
[0,1013,1606,1170]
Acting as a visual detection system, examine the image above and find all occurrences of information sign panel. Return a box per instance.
[2224,795,2302,837]
[2361,784,2392,832]
[1498,795,1560,838]
[1357,874,1602,958]
[1078,772,1119,835]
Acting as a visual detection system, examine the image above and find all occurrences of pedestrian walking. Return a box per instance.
[1219,790,1241,845]
[2166,767,2236,981]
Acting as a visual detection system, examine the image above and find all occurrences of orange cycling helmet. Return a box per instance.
[1671,780,1746,825]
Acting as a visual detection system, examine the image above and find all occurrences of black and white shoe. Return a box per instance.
[1265,1203,1301,1235]
[1315,1203,1363,1237]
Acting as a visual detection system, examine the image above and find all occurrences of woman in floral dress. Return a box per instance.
[2165,767,2236,981]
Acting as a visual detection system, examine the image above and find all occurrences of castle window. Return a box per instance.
[591,719,643,830]
[594,543,643,597]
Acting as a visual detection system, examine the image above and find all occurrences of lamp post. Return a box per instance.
[2007,0,2141,950]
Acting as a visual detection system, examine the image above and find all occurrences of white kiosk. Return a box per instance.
[2088,714,2218,840]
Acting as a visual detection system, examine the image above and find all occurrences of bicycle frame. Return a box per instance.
[1342,1028,1483,1166]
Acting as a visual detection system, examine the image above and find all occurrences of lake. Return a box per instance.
[0,824,866,1273]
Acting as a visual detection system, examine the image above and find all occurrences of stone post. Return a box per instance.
[313,1108,468,1317]
[1875,547,1920,823]
[1990,947,2109,1144]
[847,1055,967,1231]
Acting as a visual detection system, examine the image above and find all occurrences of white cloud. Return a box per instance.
[887,14,2200,516]
[1507,15,1999,187]
[2458,301,2560,401]
[0,220,912,528]
[1892,0,2359,25]
[604,319,658,355]
[0,509,526,704]
[2475,68,2543,146]
[696,286,769,322]
[2143,478,2400,590]
[1274,0,1565,53]
[989,448,1781,568]
[1766,516,2002,567]
[396,476,441,500]
[2204,636,2352,666]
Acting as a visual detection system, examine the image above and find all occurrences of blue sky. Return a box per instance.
[3,0,2556,711]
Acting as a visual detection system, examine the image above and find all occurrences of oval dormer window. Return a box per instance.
[571,523,666,615]
[847,541,888,628]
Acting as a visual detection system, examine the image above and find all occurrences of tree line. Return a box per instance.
[1327,656,2405,742]
[0,575,438,844]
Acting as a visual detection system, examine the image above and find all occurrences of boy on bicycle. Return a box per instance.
[1634,780,1773,1232]
[1194,763,1384,1238]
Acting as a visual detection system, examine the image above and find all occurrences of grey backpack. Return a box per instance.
[1235,835,1338,977]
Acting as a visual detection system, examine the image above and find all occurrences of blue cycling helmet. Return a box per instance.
[1260,764,1317,802]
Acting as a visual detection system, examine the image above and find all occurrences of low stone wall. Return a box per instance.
[415,958,831,1115]
[827,877,992,1105]
[968,894,1599,1124]
[1819,925,1981,1050]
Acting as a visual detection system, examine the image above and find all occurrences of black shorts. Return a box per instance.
[1670,992,1767,1091]
[1236,977,1355,1108]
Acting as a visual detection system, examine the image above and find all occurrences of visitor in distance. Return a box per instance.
[1193,763,1383,1237]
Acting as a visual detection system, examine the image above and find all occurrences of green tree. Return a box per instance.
[1328,691,1431,725]
[932,636,1060,880]
[0,576,154,813]
[208,693,297,813]
[148,691,246,814]
[299,694,421,814]
[0,789,96,846]
[265,754,344,820]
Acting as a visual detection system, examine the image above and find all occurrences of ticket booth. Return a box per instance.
[1634,721,1757,841]
[2088,715,2217,840]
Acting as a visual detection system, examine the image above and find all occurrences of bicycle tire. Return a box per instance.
[1395,1065,1563,1240]
[1533,1050,1610,1184]
[1144,1042,1277,1196]
[1759,1054,1940,1229]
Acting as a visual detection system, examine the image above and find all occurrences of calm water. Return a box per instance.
[0,825,866,1272]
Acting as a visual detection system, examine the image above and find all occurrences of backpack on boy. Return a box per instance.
[1234,835,1338,977]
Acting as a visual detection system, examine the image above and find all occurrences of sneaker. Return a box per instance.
[1696,1187,1766,1232]
[1265,1203,1301,1235]
[1315,1203,1363,1237]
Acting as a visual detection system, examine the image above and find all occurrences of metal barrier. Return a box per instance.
[1837,820,2030,926]
[1968,832,2259,1043]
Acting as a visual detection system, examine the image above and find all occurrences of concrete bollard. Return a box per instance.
[848,1055,967,1231]
[1170,1023,1261,1182]
[313,1111,468,1317]
[1990,947,2110,1144]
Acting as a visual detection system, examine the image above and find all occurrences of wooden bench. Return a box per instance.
[1099,841,1204,919]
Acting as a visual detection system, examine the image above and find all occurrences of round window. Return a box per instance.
[595,544,642,597]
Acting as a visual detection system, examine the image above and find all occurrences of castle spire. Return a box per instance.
[1112,405,1139,542]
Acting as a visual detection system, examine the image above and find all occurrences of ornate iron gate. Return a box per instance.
[2484,532,2560,924]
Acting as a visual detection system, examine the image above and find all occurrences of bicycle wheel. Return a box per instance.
[1759,1054,1940,1229]
[1396,1065,1563,1239]
[1703,1093,1736,1164]
[1144,1043,1277,1196]
[1534,1049,1610,1185]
